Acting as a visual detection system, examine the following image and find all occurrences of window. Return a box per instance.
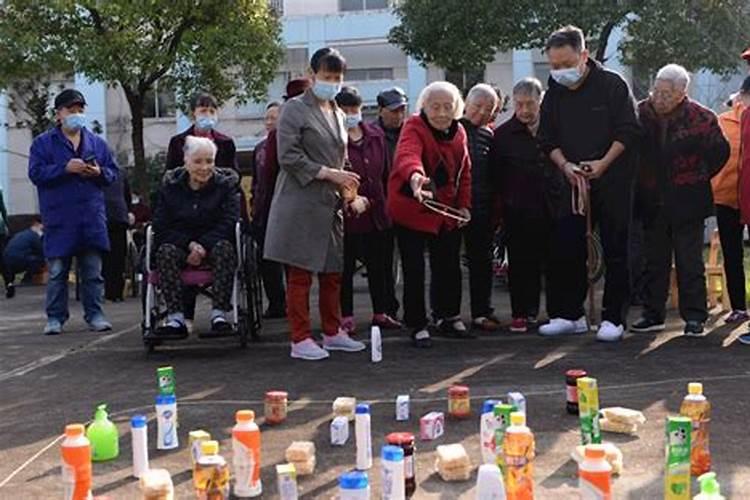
[445,68,485,93]
[533,63,551,89]
[143,80,176,119]
[268,0,284,15]
[339,0,389,12]
[346,68,394,81]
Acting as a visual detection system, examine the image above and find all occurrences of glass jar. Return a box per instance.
[386,432,416,497]
[448,385,471,419]
[264,391,288,425]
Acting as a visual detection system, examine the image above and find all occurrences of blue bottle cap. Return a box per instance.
[156,394,176,405]
[482,399,500,414]
[381,445,404,462]
[339,470,369,490]
[355,403,370,414]
[131,415,147,428]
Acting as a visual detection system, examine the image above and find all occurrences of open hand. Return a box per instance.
[410,173,432,202]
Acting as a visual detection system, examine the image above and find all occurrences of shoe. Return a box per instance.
[526,316,539,326]
[683,321,705,336]
[412,328,432,348]
[5,284,15,299]
[211,316,232,333]
[473,315,501,332]
[340,316,356,335]
[372,313,402,330]
[538,316,588,337]
[291,338,330,360]
[437,317,476,338]
[263,306,286,319]
[156,323,189,339]
[88,317,112,332]
[725,310,749,324]
[509,317,528,333]
[630,317,666,333]
[323,330,367,352]
[44,319,63,336]
[596,321,624,342]
[737,333,750,345]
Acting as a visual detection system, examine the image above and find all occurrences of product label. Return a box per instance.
[404,455,415,479]
[566,385,579,403]
[480,413,499,463]
[665,417,692,500]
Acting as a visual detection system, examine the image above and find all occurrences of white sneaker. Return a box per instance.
[290,338,330,360]
[596,321,624,342]
[539,316,588,337]
[323,330,366,352]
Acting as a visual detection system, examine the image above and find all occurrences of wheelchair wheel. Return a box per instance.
[243,235,263,341]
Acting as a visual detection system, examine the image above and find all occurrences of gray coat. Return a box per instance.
[264,89,347,273]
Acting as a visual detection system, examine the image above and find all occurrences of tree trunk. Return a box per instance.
[595,21,616,63]
[122,86,149,198]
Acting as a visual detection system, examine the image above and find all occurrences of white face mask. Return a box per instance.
[550,66,584,88]
[345,112,362,130]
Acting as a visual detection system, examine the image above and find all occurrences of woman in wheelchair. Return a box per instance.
[152,136,240,337]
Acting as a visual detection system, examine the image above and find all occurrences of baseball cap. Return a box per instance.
[377,87,408,110]
[54,89,87,110]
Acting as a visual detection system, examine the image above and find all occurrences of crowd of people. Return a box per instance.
[6,24,750,358]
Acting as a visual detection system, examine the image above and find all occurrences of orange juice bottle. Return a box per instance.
[679,382,711,476]
[503,412,535,500]
[232,410,262,497]
[578,444,612,499]
[61,424,93,500]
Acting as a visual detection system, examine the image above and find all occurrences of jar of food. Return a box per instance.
[565,369,587,415]
[448,385,471,419]
[386,432,416,497]
[264,391,288,425]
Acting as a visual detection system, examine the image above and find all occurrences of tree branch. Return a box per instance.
[595,21,616,63]
[138,15,196,93]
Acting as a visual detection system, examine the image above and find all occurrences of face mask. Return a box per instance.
[550,66,584,88]
[312,80,342,101]
[132,195,141,204]
[345,112,362,129]
[195,116,217,131]
[63,113,86,131]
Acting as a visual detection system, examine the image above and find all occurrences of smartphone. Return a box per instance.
[83,155,97,166]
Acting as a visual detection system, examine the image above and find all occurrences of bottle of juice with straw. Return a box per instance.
[503,412,535,500]
[679,382,711,476]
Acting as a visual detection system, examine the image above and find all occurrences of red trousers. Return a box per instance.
[286,265,341,343]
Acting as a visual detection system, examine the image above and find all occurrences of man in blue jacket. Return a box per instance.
[28,89,119,335]
[2,217,45,295]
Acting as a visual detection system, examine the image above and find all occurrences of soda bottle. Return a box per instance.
[232,410,262,497]
[193,440,230,500]
[503,412,534,500]
[578,444,612,500]
[679,382,711,476]
[61,423,93,500]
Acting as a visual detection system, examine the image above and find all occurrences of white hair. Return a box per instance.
[656,64,691,91]
[416,81,464,119]
[466,83,500,106]
[183,135,217,161]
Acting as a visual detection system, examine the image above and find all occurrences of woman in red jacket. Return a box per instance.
[387,81,472,347]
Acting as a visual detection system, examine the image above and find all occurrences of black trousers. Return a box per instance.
[642,211,707,323]
[715,204,747,311]
[0,235,13,288]
[396,225,462,330]
[463,215,495,319]
[341,230,390,317]
[505,208,551,319]
[382,228,400,316]
[102,223,127,300]
[546,178,632,325]
[257,231,286,313]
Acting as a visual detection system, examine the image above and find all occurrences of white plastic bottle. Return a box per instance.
[355,403,373,470]
[339,471,370,500]
[476,463,506,500]
[381,445,405,500]
[371,326,382,363]
[480,399,500,464]
[232,410,262,498]
[130,415,149,479]
[155,394,178,450]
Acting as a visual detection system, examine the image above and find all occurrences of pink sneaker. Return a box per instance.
[510,317,528,333]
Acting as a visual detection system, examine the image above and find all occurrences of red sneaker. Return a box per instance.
[372,313,402,330]
[510,317,528,333]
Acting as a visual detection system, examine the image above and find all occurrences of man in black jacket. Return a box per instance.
[538,25,641,342]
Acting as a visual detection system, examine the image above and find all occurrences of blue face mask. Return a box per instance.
[312,80,342,102]
[550,66,584,88]
[63,113,86,131]
[345,112,362,130]
[195,116,217,131]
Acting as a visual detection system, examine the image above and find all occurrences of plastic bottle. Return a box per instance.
[86,404,119,461]
[156,394,178,450]
[381,445,405,500]
[693,472,725,500]
[476,463,506,500]
[339,471,370,500]
[680,382,711,476]
[193,440,230,500]
[503,412,534,500]
[130,415,149,479]
[578,444,612,500]
[355,403,372,470]
[232,410,262,497]
[480,399,500,464]
[61,424,93,500]
[371,326,383,362]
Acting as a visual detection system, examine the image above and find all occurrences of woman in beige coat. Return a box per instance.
[264,47,368,360]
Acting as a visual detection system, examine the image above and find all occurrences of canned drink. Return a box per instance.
[665,416,692,500]
[157,366,175,395]
[493,403,516,473]
[396,395,410,421]
[189,430,211,465]
[507,392,526,414]
[577,377,601,445]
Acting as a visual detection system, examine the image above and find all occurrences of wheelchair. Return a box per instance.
[141,222,263,352]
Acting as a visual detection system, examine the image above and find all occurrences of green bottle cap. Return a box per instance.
[698,472,720,495]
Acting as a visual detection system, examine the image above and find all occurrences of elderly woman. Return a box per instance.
[153,136,240,337]
[633,64,729,336]
[387,81,472,347]
[459,83,501,331]
[264,47,366,361]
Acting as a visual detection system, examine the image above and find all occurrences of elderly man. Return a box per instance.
[633,65,730,336]
[459,83,501,331]
[28,89,119,335]
[538,25,641,342]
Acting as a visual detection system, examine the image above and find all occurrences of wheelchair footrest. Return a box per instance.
[145,329,189,341]
[198,328,239,339]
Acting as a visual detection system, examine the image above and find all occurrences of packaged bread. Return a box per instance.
[599,417,639,435]
[139,468,174,500]
[435,444,472,481]
[600,407,646,426]
[333,397,357,421]
[285,441,316,462]
[571,443,623,475]
[290,456,316,476]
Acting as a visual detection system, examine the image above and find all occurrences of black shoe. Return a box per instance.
[211,317,233,333]
[630,317,666,333]
[683,321,705,336]
[263,307,286,319]
[156,323,189,339]
[411,328,432,348]
[437,318,477,339]
[5,284,15,299]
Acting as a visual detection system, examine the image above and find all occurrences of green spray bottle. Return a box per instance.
[694,472,725,500]
[86,403,119,461]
